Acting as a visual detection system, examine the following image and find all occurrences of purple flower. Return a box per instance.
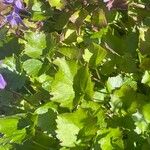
[103,0,111,2]
[14,0,24,9]
[3,0,14,4]
[1,0,28,28]
[103,0,127,10]
[103,0,114,10]
[6,10,26,27]
[3,0,24,10]
[0,74,7,89]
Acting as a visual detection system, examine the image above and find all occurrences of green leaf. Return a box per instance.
[110,85,137,112]
[106,75,123,92]
[57,46,79,59]
[37,74,53,91]
[56,116,79,147]
[56,108,87,147]
[91,8,107,28]
[83,48,93,62]
[0,36,21,60]
[35,101,58,115]
[0,27,8,41]
[14,131,60,150]
[0,68,26,90]
[23,59,42,76]
[116,54,137,73]
[139,28,150,55]
[51,57,78,109]
[141,71,150,87]
[81,101,107,128]
[142,103,150,123]
[37,109,57,135]
[97,128,124,150]
[54,12,71,30]
[63,29,77,44]
[48,0,64,9]
[89,43,107,68]
[140,57,150,70]
[24,31,47,58]
[31,0,49,21]
[0,115,26,145]
[73,65,94,107]
[100,58,115,75]
[103,29,138,56]
[90,27,108,39]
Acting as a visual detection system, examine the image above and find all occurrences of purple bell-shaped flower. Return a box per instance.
[0,74,7,89]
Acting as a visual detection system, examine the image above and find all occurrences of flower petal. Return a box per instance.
[14,0,24,9]
[0,74,7,89]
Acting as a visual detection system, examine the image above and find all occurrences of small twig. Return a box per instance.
[104,42,121,56]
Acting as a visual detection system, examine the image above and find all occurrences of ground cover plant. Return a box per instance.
[1,0,150,149]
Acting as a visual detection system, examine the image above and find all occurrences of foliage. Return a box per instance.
[1,0,150,149]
